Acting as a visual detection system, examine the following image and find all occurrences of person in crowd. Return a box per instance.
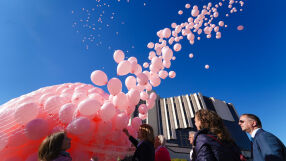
[123,124,155,161]
[239,114,286,161]
[154,135,171,161]
[192,109,243,161]
[188,131,196,161]
[38,131,72,161]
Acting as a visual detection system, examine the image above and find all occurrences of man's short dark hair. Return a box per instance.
[242,113,262,128]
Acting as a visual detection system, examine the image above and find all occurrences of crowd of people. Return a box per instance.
[37,109,286,161]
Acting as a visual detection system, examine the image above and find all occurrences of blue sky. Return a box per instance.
[0,0,285,143]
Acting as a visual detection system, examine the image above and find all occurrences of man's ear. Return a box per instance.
[252,120,257,127]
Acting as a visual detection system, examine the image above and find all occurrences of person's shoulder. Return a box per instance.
[52,156,72,161]
[257,129,277,138]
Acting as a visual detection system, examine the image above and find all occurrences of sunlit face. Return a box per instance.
[137,129,143,140]
[188,133,195,145]
[239,115,255,133]
[61,134,71,151]
[154,136,160,148]
[195,117,201,130]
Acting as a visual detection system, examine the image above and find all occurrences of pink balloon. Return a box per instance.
[90,70,108,86]
[137,73,148,86]
[146,99,155,109]
[107,78,122,95]
[117,60,131,76]
[131,117,142,130]
[25,118,49,140]
[8,128,29,147]
[139,113,148,120]
[143,62,149,68]
[127,89,140,106]
[113,50,125,63]
[149,92,157,100]
[159,70,168,79]
[147,42,154,49]
[189,53,194,58]
[138,104,148,114]
[150,75,161,87]
[218,21,224,27]
[71,92,87,105]
[173,43,182,52]
[134,64,142,76]
[185,3,191,9]
[169,71,176,78]
[113,92,129,111]
[125,76,136,90]
[97,121,112,137]
[59,103,76,124]
[178,10,183,15]
[99,102,116,122]
[205,64,210,69]
[128,57,137,64]
[67,117,91,135]
[237,25,244,31]
[140,91,149,101]
[145,83,153,91]
[78,98,101,116]
[163,60,171,68]
[88,93,104,105]
[162,28,171,38]
[14,102,39,125]
[162,47,173,61]
[0,132,8,151]
[44,96,65,114]
[113,113,129,130]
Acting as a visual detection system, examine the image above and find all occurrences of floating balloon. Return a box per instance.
[107,78,122,95]
[205,64,210,69]
[117,60,131,76]
[237,25,244,31]
[90,70,108,86]
[113,50,125,63]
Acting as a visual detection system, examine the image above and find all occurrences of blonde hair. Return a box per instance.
[139,124,155,144]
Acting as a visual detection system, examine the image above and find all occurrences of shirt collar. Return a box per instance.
[251,128,261,138]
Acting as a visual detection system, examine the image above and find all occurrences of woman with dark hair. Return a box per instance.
[38,131,72,161]
[123,124,155,161]
[193,109,244,161]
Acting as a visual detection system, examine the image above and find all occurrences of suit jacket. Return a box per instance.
[252,129,286,161]
[155,146,171,161]
[129,136,155,161]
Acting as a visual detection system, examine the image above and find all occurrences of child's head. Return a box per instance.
[38,131,71,161]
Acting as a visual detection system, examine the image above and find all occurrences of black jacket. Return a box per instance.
[129,136,155,161]
[193,129,242,161]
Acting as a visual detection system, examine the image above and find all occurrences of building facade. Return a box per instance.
[144,92,251,160]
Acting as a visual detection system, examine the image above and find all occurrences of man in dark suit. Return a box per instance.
[239,114,286,161]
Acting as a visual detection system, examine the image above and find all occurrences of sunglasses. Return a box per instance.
[239,120,245,123]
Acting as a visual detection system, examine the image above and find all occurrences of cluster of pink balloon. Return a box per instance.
[0,0,246,160]
[143,0,245,70]
[0,79,156,160]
